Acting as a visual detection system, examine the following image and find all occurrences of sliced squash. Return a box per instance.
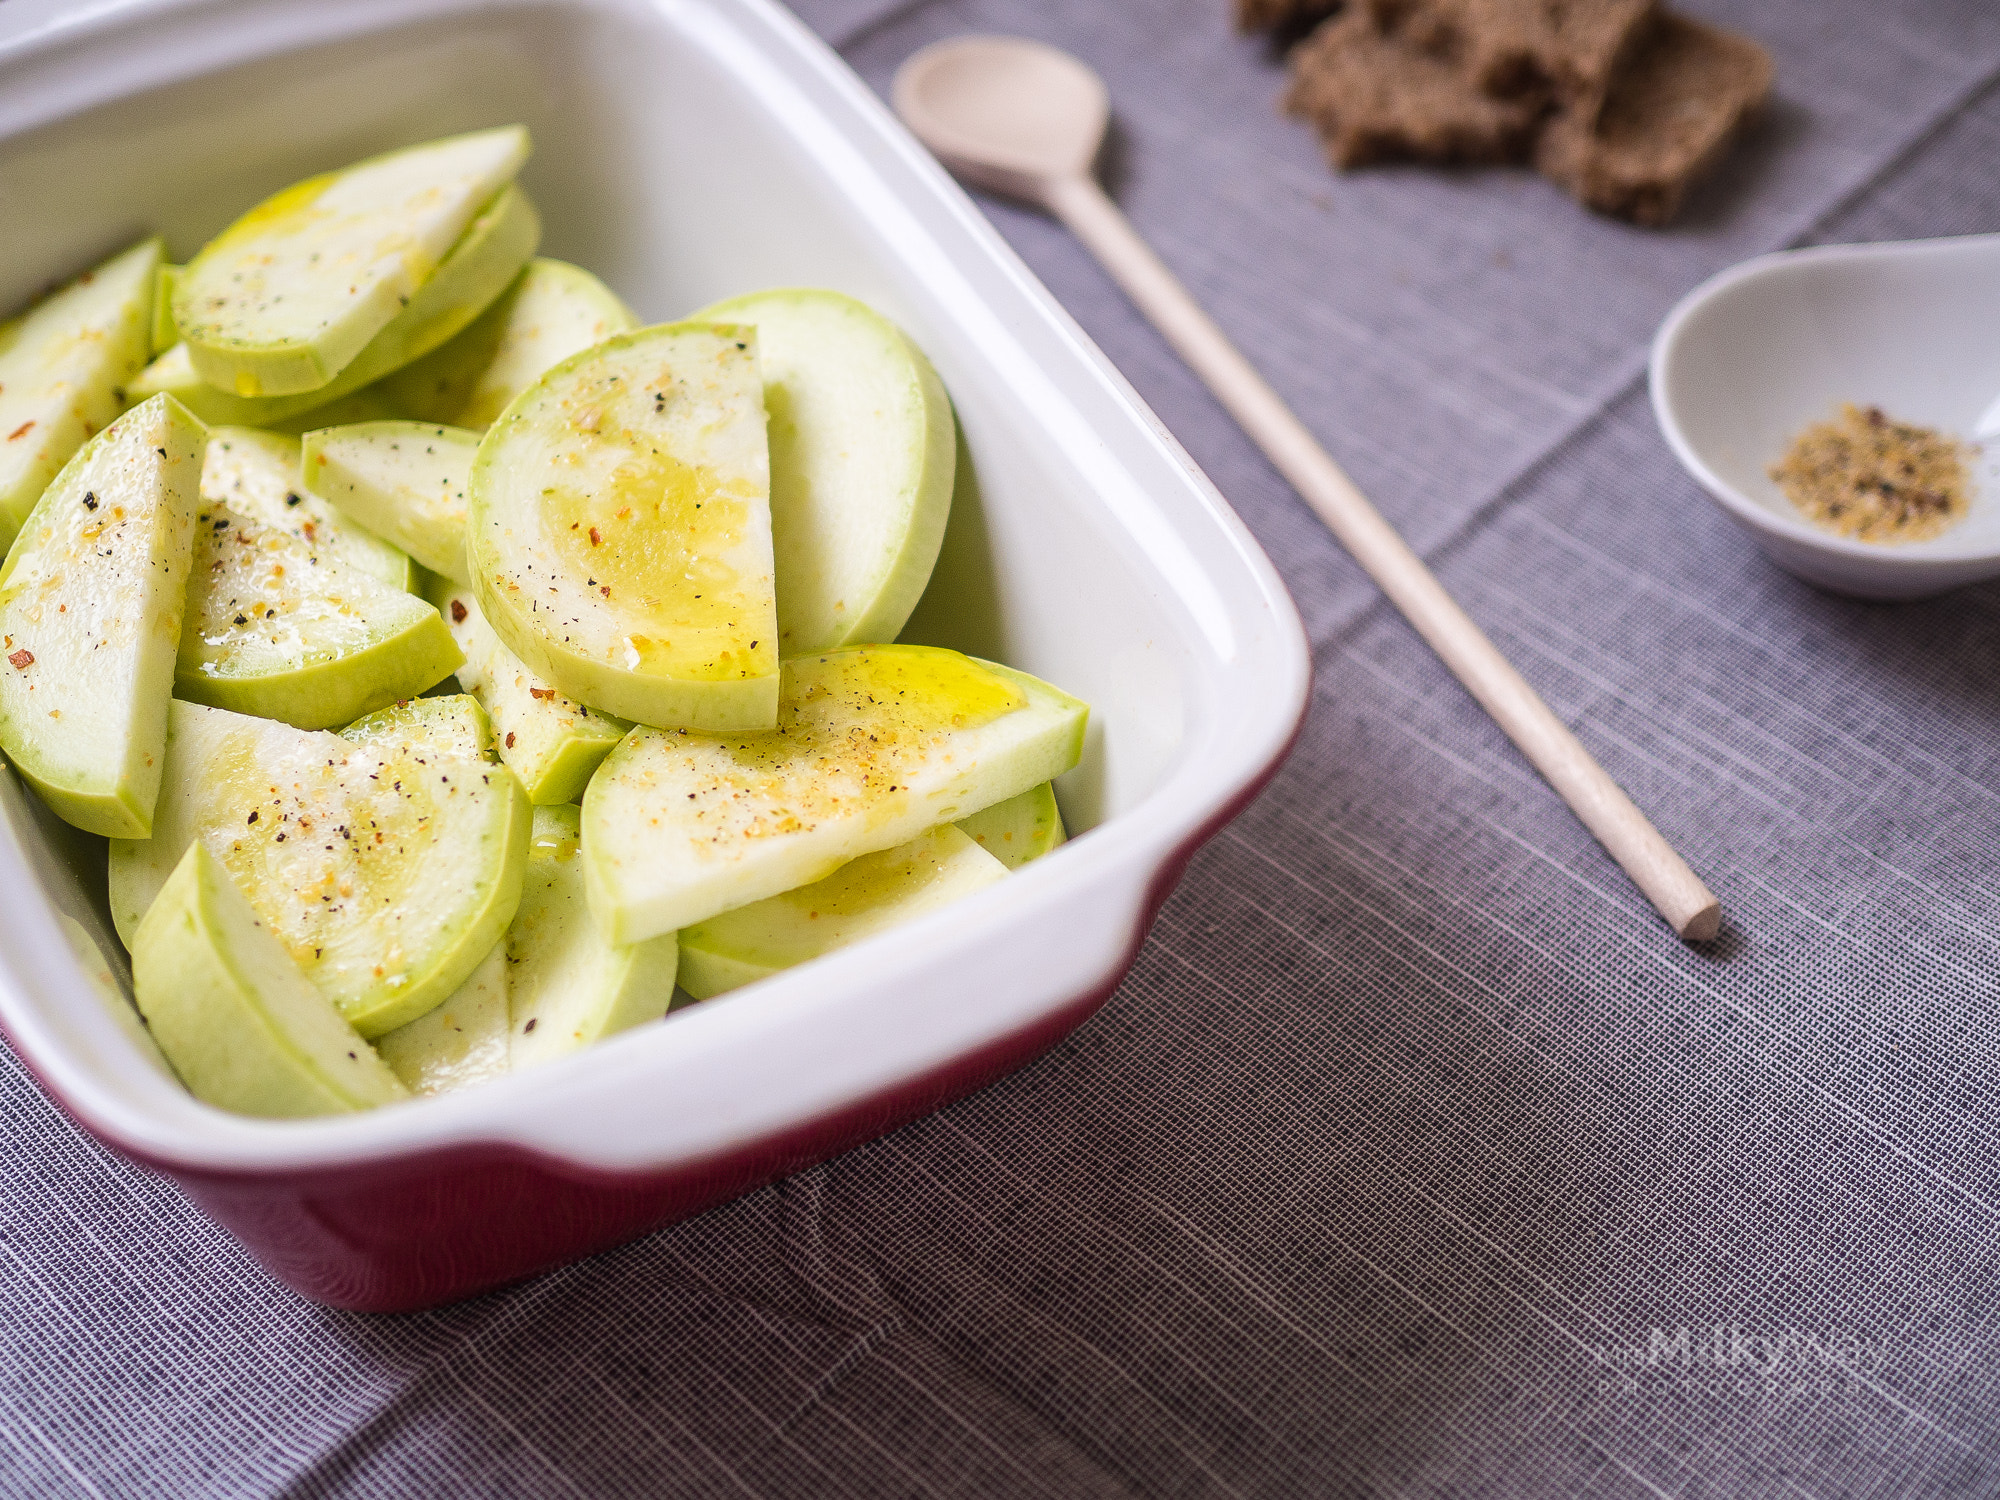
[176,502,461,732]
[374,943,510,1096]
[340,692,493,762]
[109,699,531,1037]
[956,782,1066,870]
[302,421,477,584]
[509,804,677,1071]
[149,264,182,357]
[432,580,625,805]
[385,257,638,429]
[0,237,162,548]
[0,394,203,837]
[133,842,409,1117]
[174,126,531,397]
[131,185,539,428]
[469,322,780,731]
[677,824,1008,1000]
[583,646,1088,944]
[693,289,955,654]
[201,426,411,590]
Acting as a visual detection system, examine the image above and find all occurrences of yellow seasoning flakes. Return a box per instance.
[1771,403,1971,545]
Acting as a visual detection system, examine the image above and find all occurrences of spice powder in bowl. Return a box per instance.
[1770,403,1973,545]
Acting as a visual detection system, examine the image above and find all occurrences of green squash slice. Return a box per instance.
[134,842,409,1117]
[0,236,162,548]
[340,692,494,761]
[693,289,955,655]
[149,264,182,357]
[956,782,1066,870]
[302,421,478,584]
[0,394,204,837]
[110,699,531,1038]
[468,322,780,731]
[176,502,461,732]
[583,646,1088,944]
[385,257,638,429]
[131,185,540,428]
[508,804,677,1071]
[201,427,412,589]
[374,943,510,1097]
[677,824,1008,1000]
[432,580,625,806]
[173,126,531,397]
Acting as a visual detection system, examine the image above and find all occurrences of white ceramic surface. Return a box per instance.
[1651,233,2000,600]
[0,1,1307,1177]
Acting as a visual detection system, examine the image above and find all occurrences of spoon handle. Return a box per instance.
[1044,174,1721,942]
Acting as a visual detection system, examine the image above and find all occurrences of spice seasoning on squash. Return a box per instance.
[1770,403,1972,545]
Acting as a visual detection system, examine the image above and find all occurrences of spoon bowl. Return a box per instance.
[892,35,1108,207]
[1652,232,2000,600]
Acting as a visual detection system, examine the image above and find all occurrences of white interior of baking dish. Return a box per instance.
[0,0,1307,1176]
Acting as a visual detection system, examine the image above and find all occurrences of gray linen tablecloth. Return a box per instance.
[9,1,2000,1494]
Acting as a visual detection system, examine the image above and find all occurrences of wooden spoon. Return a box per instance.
[894,35,1722,942]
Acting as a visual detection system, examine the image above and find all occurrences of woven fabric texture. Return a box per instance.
[9,0,2000,1495]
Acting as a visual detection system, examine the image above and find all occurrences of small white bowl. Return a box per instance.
[1651,233,2000,600]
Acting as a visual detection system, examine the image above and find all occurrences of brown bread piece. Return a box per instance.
[1235,0,1336,34]
[1363,0,1658,112]
[1285,7,1543,167]
[1534,11,1772,225]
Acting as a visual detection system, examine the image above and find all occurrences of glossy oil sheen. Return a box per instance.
[545,445,759,680]
[581,645,1081,943]
[471,321,780,726]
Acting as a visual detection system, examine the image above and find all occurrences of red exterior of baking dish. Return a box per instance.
[19,752,1295,1313]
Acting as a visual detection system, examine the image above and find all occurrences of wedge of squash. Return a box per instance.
[584,646,1088,944]
[385,258,638,429]
[134,842,409,1116]
[149,264,182,356]
[131,184,539,428]
[0,237,162,548]
[176,502,461,732]
[956,782,1066,870]
[468,322,780,731]
[693,289,954,655]
[201,426,411,590]
[432,581,626,805]
[340,692,494,762]
[509,804,677,1071]
[133,346,417,433]
[302,421,478,584]
[0,394,203,837]
[173,126,531,397]
[374,943,510,1096]
[109,699,531,1037]
[677,824,1007,1000]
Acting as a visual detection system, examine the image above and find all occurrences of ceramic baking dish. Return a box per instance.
[0,0,1310,1312]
